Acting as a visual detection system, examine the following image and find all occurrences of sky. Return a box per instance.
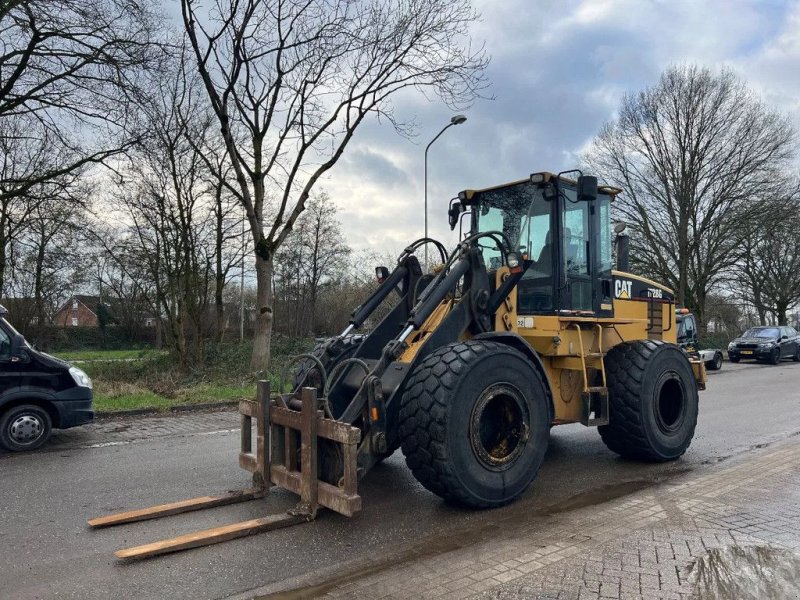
[318,0,800,256]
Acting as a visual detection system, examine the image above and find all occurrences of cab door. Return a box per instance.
[560,192,593,311]
[0,325,20,400]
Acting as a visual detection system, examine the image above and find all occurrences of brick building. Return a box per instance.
[53,295,106,327]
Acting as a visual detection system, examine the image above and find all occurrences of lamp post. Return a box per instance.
[424,114,467,266]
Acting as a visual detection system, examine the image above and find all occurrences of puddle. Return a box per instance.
[689,545,800,599]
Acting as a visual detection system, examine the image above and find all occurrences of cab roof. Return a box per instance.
[458,171,623,201]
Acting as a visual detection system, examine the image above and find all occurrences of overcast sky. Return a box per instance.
[318,0,800,255]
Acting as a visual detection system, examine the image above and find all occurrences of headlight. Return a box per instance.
[727,343,736,350]
[506,252,520,268]
[69,366,93,389]
[758,342,774,348]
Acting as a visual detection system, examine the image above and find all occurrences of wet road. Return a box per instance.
[1,359,799,599]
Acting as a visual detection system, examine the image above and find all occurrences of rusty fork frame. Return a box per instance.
[88,382,361,560]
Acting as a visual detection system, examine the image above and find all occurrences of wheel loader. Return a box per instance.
[90,170,705,559]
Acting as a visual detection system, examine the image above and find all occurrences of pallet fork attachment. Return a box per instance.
[88,382,362,560]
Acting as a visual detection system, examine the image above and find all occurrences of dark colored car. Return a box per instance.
[727,326,800,365]
[0,304,94,451]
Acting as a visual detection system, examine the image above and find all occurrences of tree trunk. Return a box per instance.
[215,192,225,342]
[34,234,46,327]
[251,254,274,372]
[776,301,788,326]
[0,221,7,295]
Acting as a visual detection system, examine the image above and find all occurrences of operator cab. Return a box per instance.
[455,171,618,317]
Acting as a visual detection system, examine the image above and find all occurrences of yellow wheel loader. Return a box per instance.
[91,170,705,558]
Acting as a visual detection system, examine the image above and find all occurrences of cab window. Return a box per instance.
[683,316,696,340]
[562,187,592,310]
[472,182,554,313]
[0,327,11,359]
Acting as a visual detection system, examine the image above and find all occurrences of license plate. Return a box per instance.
[741,350,753,355]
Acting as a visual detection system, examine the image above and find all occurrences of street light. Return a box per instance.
[424,114,467,266]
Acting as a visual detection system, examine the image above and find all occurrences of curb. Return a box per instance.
[95,400,239,420]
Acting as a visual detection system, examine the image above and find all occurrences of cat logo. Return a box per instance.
[614,279,632,299]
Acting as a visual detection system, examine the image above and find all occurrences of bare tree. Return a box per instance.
[273,191,350,335]
[735,186,800,326]
[0,0,163,291]
[3,192,89,333]
[102,56,219,364]
[181,0,488,369]
[586,65,795,326]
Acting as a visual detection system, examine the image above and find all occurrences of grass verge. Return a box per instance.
[57,348,167,361]
[93,382,257,412]
[84,338,312,413]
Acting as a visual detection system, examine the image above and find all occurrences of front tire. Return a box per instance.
[769,347,781,365]
[599,340,698,461]
[0,405,53,452]
[399,340,550,508]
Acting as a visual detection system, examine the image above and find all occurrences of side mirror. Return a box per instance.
[448,201,461,231]
[577,175,598,201]
[375,266,390,283]
[10,334,30,363]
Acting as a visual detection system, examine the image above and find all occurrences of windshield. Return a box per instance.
[742,328,779,339]
[472,181,549,269]
[0,317,29,347]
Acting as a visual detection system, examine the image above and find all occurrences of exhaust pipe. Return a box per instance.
[616,234,629,271]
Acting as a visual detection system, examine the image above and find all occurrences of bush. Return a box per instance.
[698,332,733,351]
[26,325,156,352]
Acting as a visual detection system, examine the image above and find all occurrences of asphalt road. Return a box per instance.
[1,359,799,599]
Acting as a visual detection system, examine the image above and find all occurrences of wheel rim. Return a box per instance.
[715,354,722,369]
[653,372,687,435]
[469,383,530,471]
[9,414,45,445]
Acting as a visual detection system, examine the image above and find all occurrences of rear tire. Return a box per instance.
[399,340,550,508]
[793,346,800,362]
[599,340,698,462]
[707,351,723,371]
[0,405,53,452]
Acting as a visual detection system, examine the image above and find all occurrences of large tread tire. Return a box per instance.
[599,340,698,462]
[0,404,53,452]
[399,340,550,508]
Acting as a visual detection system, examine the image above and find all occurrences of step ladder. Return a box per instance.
[570,323,610,427]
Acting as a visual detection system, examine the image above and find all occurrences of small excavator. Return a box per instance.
[90,170,705,559]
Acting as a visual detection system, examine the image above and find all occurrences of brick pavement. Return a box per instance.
[42,407,240,450]
[283,438,800,600]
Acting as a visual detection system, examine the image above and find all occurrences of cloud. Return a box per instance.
[320,0,800,253]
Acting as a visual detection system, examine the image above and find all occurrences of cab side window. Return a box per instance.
[683,316,696,340]
[0,328,11,360]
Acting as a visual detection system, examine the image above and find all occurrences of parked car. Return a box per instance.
[676,310,723,371]
[727,326,800,365]
[0,304,94,451]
